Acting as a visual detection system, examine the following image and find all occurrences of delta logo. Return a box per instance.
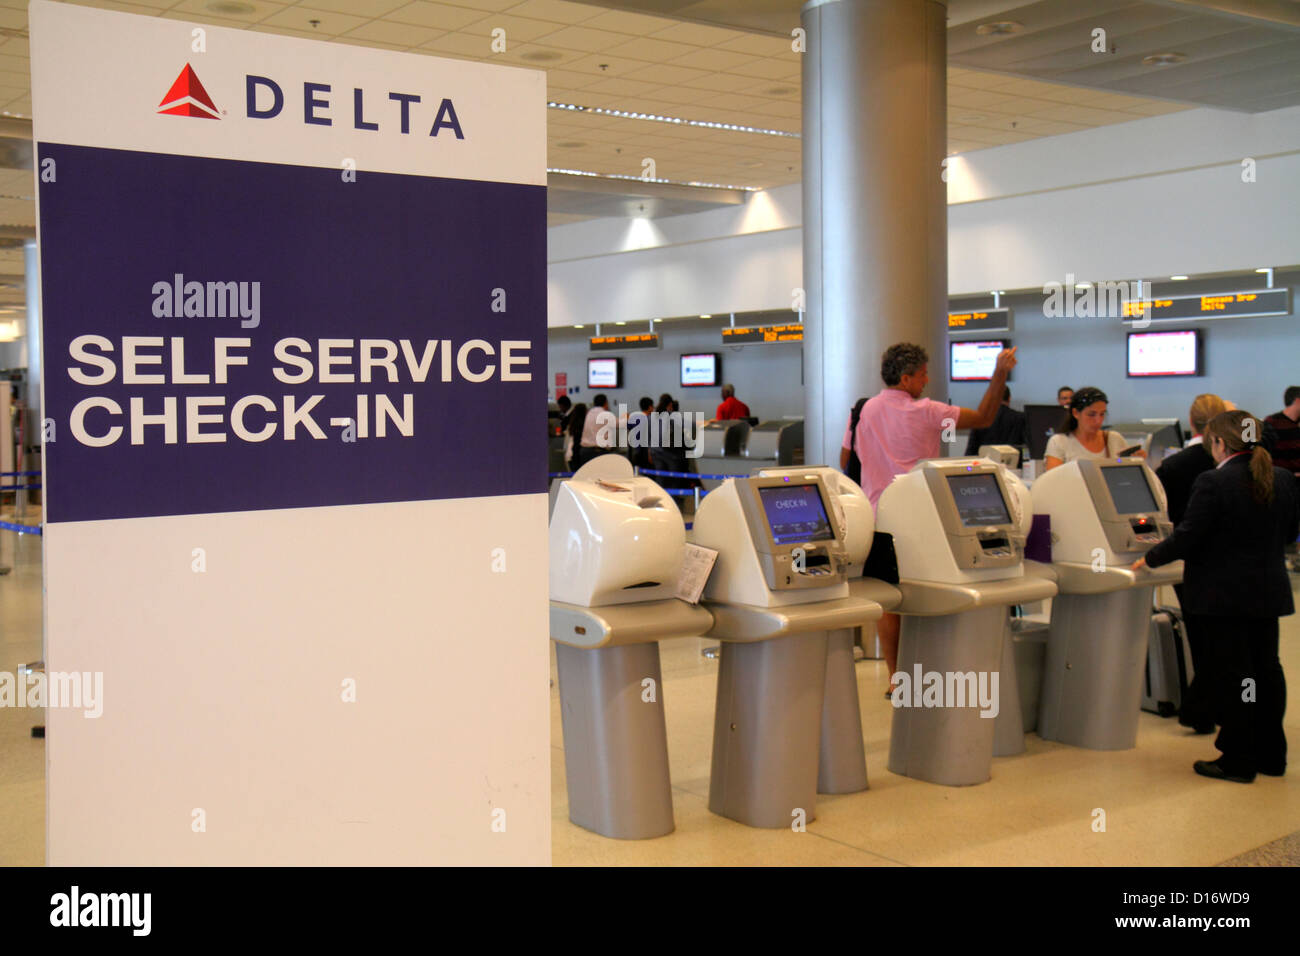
[158,63,220,119]
[155,63,465,138]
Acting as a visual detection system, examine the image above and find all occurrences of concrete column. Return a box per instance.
[802,0,949,467]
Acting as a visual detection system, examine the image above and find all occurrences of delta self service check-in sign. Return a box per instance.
[31,1,549,865]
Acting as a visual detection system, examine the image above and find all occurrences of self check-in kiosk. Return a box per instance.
[757,466,901,794]
[690,474,885,827]
[549,456,713,839]
[1030,459,1182,750]
[875,459,1057,785]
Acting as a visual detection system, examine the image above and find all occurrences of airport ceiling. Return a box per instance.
[0,0,1296,303]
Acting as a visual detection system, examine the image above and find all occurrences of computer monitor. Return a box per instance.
[1102,464,1159,515]
[950,340,1009,382]
[946,472,1013,527]
[680,353,720,388]
[1024,404,1067,461]
[587,357,621,389]
[1128,330,1201,377]
[756,482,836,544]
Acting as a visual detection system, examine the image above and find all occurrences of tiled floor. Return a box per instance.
[0,526,45,868]
[3,525,1297,866]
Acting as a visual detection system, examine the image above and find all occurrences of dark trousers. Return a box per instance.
[1204,615,1287,774]
[1175,585,1214,729]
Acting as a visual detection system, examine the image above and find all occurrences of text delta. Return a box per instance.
[246,76,464,138]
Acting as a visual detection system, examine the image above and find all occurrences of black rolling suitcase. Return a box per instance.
[1142,605,1193,717]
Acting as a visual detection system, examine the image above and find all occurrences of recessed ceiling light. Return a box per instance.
[700,314,712,319]
[615,321,626,326]
[521,50,563,63]
[1142,53,1186,66]
[1170,275,1189,280]
[975,21,1024,36]
[1255,267,1271,273]
[1075,282,1092,290]
[206,0,256,13]
[573,325,584,329]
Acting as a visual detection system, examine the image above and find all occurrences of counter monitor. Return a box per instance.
[681,353,720,388]
[950,340,1009,382]
[587,357,621,388]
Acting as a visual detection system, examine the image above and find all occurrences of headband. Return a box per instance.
[1070,387,1108,410]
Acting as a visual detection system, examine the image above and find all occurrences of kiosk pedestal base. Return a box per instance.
[819,627,869,794]
[1038,586,1153,750]
[710,631,828,828]
[993,621,1026,756]
[888,606,1004,786]
[555,642,674,840]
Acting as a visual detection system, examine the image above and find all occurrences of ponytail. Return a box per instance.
[1249,446,1275,506]
[1205,410,1274,505]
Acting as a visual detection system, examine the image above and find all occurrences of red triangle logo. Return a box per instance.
[158,64,219,119]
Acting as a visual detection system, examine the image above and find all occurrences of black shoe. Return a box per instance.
[1194,759,1255,783]
[1191,723,1216,735]
[1258,764,1286,777]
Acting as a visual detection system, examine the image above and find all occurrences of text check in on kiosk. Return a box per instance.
[735,476,851,589]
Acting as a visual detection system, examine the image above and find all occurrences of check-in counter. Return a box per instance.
[690,472,884,827]
[549,456,712,839]
[747,418,804,467]
[694,419,753,485]
[1030,458,1183,750]
[875,458,1057,785]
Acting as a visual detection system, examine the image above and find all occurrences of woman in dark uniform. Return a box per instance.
[1135,410,1299,783]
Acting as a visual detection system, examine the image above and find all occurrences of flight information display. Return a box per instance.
[1103,466,1157,515]
[589,333,659,351]
[1128,330,1199,377]
[946,474,1012,527]
[722,324,804,344]
[948,308,1011,333]
[1120,288,1288,322]
[758,484,835,544]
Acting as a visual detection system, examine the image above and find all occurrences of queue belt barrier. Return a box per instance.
[0,520,41,536]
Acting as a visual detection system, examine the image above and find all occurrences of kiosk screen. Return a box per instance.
[758,484,835,544]
[1103,465,1157,514]
[947,474,1012,526]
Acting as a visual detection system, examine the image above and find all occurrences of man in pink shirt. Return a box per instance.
[850,342,1018,691]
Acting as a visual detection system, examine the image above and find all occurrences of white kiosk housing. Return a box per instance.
[757,467,902,794]
[1030,459,1182,750]
[691,474,885,827]
[549,457,713,839]
[876,459,1057,785]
